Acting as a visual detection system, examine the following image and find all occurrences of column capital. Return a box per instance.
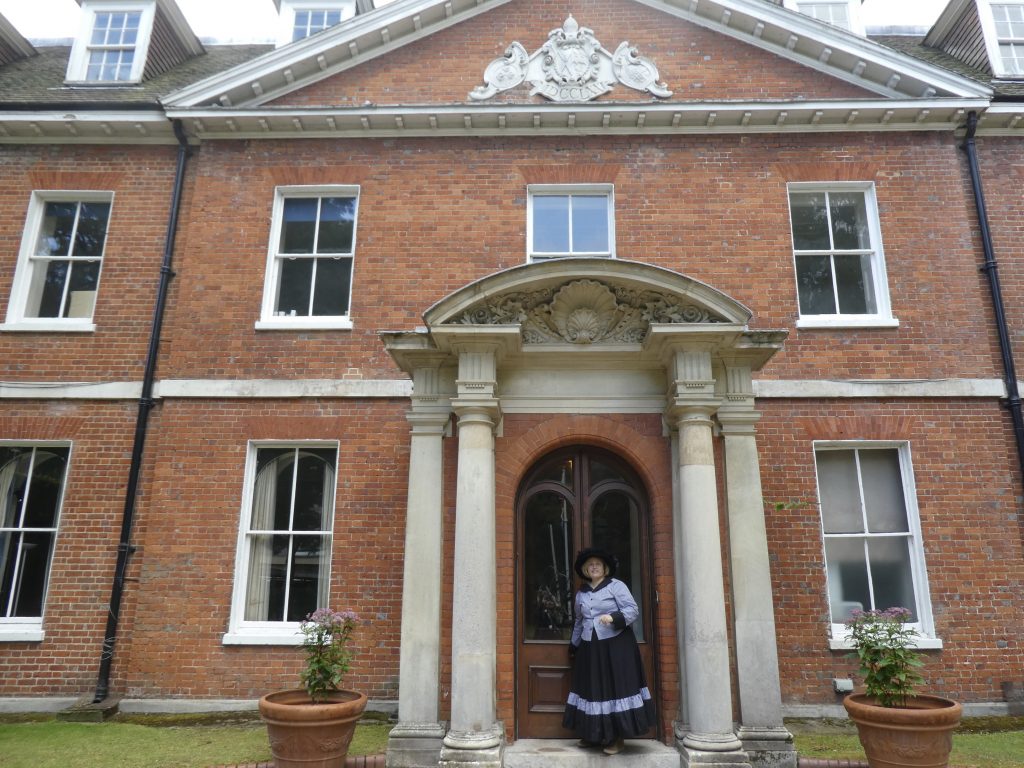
[717,407,760,436]
[406,408,452,435]
[452,400,501,427]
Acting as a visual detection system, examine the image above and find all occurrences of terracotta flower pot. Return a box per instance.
[843,693,962,768]
[258,688,368,768]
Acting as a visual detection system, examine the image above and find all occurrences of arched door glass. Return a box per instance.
[523,491,575,642]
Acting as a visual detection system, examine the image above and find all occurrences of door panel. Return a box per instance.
[516,447,655,739]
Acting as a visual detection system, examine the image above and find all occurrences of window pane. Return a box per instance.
[311,258,351,316]
[262,533,291,621]
[73,202,110,257]
[533,196,570,253]
[64,261,101,318]
[292,451,333,531]
[795,254,836,314]
[817,451,863,533]
[0,449,31,527]
[10,532,55,617]
[591,490,644,641]
[588,458,626,486]
[317,197,355,254]
[22,449,68,529]
[834,254,876,314]
[523,491,574,641]
[35,202,77,256]
[829,192,871,250]
[789,192,830,250]
[29,260,69,319]
[868,537,918,620]
[533,457,573,488]
[860,449,909,533]
[272,455,297,530]
[570,195,608,253]
[825,537,870,621]
[288,535,325,621]
[277,258,313,316]
[280,199,318,253]
[91,13,110,44]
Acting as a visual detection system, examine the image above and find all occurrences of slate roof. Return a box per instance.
[0,44,272,108]
[873,34,1024,100]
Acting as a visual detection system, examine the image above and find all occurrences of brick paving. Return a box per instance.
[214,756,385,768]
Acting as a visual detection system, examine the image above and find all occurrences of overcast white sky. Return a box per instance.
[0,0,953,43]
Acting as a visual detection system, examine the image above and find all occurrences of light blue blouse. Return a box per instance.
[570,577,639,646]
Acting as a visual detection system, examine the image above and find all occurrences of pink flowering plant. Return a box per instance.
[299,609,362,702]
[846,607,925,708]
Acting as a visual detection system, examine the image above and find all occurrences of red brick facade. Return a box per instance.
[1,0,1022,746]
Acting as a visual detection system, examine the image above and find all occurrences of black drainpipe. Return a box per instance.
[960,110,1024,483]
[93,119,191,703]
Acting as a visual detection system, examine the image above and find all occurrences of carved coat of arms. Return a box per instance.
[470,16,672,103]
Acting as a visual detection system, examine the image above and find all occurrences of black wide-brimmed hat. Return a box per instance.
[573,547,618,580]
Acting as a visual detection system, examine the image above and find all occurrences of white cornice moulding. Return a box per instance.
[154,379,413,398]
[0,378,1006,400]
[753,378,1006,398]
[165,98,991,140]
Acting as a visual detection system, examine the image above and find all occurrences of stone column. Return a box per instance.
[388,363,450,768]
[667,345,749,768]
[719,363,795,768]
[439,340,505,768]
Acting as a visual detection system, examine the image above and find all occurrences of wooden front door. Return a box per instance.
[515,446,656,739]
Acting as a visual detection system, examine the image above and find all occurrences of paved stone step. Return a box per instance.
[505,739,680,768]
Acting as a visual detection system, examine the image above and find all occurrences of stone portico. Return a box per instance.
[383,259,795,768]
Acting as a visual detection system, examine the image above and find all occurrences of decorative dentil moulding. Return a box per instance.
[470,16,672,103]
[447,278,724,345]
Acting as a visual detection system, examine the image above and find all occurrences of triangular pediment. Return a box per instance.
[164,0,990,113]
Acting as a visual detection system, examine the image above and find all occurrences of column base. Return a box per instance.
[679,744,752,768]
[737,726,797,768]
[439,743,504,768]
[387,721,447,768]
[682,731,744,752]
[440,723,504,768]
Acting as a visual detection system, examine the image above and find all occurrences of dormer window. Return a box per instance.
[991,3,1024,75]
[65,0,202,85]
[783,0,864,35]
[276,0,355,47]
[66,3,156,83]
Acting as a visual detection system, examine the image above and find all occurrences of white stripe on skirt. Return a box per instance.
[566,687,652,716]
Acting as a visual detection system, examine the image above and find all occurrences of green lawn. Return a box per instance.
[1,713,1021,768]
[0,714,391,768]
[790,716,1024,768]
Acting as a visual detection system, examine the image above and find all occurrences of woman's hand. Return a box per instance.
[599,614,614,625]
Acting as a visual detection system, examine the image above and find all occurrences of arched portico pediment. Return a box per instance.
[423,258,751,345]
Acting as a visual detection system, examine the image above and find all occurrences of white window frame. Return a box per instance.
[224,441,339,645]
[787,182,897,329]
[256,185,359,331]
[812,441,941,650]
[2,191,114,333]
[65,2,156,84]
[275,0,356,47]
[982,2,1024,78]
[527,184,616,262]
[782,0,864,34]
[0,441,71,643]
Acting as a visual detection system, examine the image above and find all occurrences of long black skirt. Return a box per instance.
[562,630,655,743]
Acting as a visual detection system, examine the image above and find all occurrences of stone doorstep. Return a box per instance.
[505,739,680,768]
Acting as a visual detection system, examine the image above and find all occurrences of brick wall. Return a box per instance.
[269,0,875,108]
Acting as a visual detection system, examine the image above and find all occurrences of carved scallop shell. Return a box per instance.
[550,280,618,343]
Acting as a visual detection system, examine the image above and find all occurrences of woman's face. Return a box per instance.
[582,557,608,580]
